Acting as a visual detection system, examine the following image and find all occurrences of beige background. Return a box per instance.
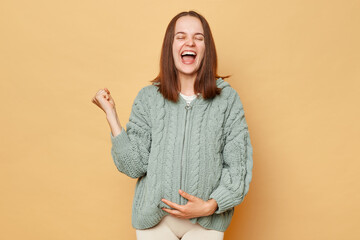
[1,0,359,239]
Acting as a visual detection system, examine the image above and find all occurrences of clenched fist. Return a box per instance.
[91,88,116,115]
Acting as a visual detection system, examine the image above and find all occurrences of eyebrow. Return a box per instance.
[175,31,204,37]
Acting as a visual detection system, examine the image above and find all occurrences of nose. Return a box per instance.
[185,38,195,46]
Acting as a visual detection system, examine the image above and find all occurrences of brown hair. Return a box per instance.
[150,10,231,103]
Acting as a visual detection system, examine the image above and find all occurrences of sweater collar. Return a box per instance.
[153,78,230,106]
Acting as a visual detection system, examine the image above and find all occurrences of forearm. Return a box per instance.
[106,108,123,137]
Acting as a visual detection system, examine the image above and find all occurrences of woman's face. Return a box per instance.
[172,16,205,79]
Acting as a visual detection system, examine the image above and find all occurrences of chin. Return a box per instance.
[178,66,200,75]
[178,70,197,77]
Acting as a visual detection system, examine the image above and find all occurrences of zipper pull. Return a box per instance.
[185,102,192,110]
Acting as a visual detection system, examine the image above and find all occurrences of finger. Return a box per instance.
[97,91,106,97]
[92,97,102,108]
[179,189,194,201]
[161,208,182,217]
[95,92,107,101]
[104,88,110,94]
[96,92,106,99]
[93,99,101,109]
[161,199,183,211]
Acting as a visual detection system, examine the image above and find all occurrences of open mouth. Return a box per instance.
[181,51,197,64]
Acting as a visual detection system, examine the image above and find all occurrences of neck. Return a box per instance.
[178,72,196,95]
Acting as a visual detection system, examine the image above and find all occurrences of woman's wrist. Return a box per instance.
[206,198,218,215]
[106,107,118,118]
[106,108,122,137]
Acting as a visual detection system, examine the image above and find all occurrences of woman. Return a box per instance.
[92,10,253,240]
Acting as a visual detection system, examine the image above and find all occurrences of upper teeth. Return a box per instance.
[182,51,196,56]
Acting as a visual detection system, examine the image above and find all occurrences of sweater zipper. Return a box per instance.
[180,101,192,205]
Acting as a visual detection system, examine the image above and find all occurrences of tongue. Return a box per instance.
[182,55,195,64]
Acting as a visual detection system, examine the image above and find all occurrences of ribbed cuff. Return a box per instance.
[209,185,240,214]
[109,128,146,178]
[110,127,128,150]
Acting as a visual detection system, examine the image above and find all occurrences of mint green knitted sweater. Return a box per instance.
[110,78,253,232]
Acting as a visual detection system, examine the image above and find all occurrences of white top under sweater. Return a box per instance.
[179,92,197,104]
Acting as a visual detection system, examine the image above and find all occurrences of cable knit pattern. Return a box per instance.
[110,78,253,232]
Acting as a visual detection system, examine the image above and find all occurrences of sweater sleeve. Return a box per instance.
[209,90,253,214]
[109,87,152,179]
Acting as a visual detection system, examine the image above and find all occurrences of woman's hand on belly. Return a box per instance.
[160,189,218,219]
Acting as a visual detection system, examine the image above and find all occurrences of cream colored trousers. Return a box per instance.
[136,215,224,240]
